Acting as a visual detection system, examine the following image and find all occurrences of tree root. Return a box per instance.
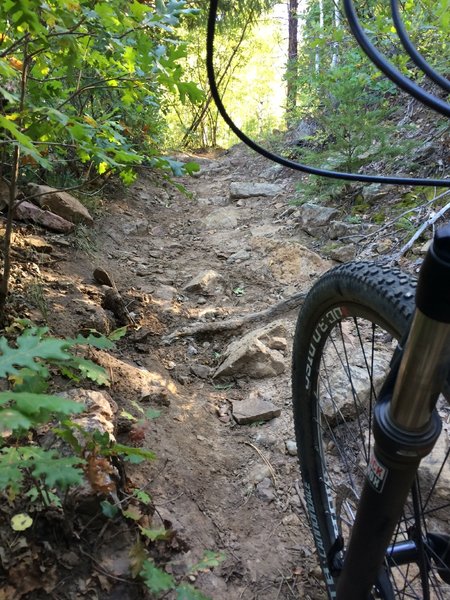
[162,291,306,344]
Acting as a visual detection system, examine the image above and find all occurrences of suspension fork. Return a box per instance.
[336,225,450,599]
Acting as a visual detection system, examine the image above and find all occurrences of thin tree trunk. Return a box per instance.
[315,0,324,73]
[0,37,29,321]
[286,0,298,124]
[182,16,252,146]
[331,0,341,69]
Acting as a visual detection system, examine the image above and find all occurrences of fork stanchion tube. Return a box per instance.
[337,224,450,599]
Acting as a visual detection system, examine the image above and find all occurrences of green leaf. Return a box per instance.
[0,116,50,167]
[68,332,115,350]
[10,368,49,393]
[109,327,127,341]
[189,551,226,574]
[11,513,33,531]
[0,448,25,491]
[0,408,32,432]
[7,392,84,418]
[68,357,109,386]
[111,444,156,461]
[133,489,152,504]
[0,330,71,378]
[183,161,200,175]
[24,448,85,489]
[144,408,161,420]
[176,584,210,600]
[139,527,168,541]
[101,500,120,518]
[140,560,175,593]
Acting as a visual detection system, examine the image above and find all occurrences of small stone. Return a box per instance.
[376,239,394,254]
[282,513,301,527]
[232,397,281,425]
[197,296,207,305]
[190,364,211,379]
[256,478,275,503]
[285,440,298,456]
[186,344,198,356]
[183,270,224,296]
[247,464,271,485]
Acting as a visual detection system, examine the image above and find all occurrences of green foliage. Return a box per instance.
[0,323,132,500]
[140,560,176,593]
[289,0,447,203]
[0,0,201,184]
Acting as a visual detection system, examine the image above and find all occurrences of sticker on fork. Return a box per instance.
[367,451,388,493]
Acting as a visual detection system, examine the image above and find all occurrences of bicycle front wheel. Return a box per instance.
[292,261,450,599]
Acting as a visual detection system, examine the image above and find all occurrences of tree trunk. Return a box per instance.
[286,0,298,124]
[315,0,324,73]
[331,0,341,69]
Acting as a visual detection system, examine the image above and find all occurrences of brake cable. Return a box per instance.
[206,0,450,187]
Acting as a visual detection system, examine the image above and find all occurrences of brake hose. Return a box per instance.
[206,0,450,187]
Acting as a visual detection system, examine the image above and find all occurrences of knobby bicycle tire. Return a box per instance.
[292,262,450,599]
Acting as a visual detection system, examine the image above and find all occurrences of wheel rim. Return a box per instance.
[312,308,450,599]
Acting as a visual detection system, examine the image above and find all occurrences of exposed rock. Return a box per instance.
[361,183,391,204]
[190,364,212,379]
[260,164,284,181]
[421,429,450,500]
[229,182,283,199]
[153,285,178,301]
[285,440,298,456]
[246,463,272,485]
[328,220,360,240]
[197,195,229,207]
[232,397,281,424]
[323,243,357,263]
[202,207,239,229]
[120,218,148,235]
[284,119,319,145]
[25,236,54,253]
[256,478,275,503]
[183,270,224,295]
[15,200,75,232]
[27,183,93,225]
[214,322,288,379]
[251,237,330,285]
[140,386,171,406]
[75,301,113,334]
[226,249,251,263]
[321,355,390,422]
[376,239,394,254]
[61,389,118,440]
[296,203,339,234]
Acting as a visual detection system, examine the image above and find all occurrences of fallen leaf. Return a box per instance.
[11,513,33,531]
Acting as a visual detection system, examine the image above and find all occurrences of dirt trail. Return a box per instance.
[43,144,334,599]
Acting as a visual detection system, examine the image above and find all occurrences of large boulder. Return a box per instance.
[27,183,94,225]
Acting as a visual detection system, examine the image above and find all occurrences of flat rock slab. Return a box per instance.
[231,397,281,424]
[230,182,283,199]
[202,207,239,229]
[15,200,75,233]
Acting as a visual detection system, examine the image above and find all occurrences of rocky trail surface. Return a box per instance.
[3,144,371,599]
